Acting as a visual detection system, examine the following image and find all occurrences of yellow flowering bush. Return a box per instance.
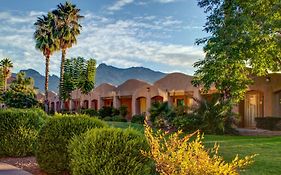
[142,122,256,175]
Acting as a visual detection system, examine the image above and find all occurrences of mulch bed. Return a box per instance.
[0,156,46,175]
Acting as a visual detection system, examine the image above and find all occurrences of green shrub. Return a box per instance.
[255,117,281,131]
[111,115,127,122]
[103,116,113,121]
[69,128,153,175]
[172,114,203,132]
[98,106,120,118]
[80,109,99,117]
[119,105,128,118]
[0,108,47,157]
[131,114,145,124]
[36,114,107,174]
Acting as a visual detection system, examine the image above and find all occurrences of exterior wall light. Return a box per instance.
[265,76,271,82]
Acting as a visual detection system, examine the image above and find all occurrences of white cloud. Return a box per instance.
[155,0,177,3]
[107,0,134,11]
[0,11,204,76]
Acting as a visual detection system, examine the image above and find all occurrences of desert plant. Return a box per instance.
[69,127,153,175]
[142,122,256,175]
[36,114,107,174]
[0,108,47,157]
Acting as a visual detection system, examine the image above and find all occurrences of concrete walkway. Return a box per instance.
[237,128,281,136]
[0,162,32,175]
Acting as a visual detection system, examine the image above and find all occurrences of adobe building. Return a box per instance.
[47,72,281,128]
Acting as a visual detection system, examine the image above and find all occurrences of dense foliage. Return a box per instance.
[69,127,153,175]
[142,123,256,175]
[36,114,107,174]
[0,108,47,157]
[193,0,281,103]
[2,72,38,108]
[62,57,96,100]
[131,114,145,124]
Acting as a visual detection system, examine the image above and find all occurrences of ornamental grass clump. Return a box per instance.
[142,122,256,175]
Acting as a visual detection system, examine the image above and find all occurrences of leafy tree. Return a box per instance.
[52,2,84,102]
[62,57,96,101]
[193,0,281,103]
[2,72,38,108]
[0,58,13,91]
[34,12,59,112]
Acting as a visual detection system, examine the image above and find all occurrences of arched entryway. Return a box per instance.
[50,102,55,112]
[151,96,163,104]
[83,100,89,109]
[240,90,264,128]
[56,101,60,112]
[91,99,98,110]
[136,97,146,115]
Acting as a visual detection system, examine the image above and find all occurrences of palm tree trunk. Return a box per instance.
[59,48,66,111]
[3,74,7,92]
[45,55,50,113]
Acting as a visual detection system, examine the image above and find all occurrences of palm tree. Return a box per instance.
[34,12,59,112]
[0,58,13,91]
[52,2,83,106]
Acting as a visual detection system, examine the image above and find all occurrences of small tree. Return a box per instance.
[2,72,38,108]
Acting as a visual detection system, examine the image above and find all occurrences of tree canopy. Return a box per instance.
[61,57,96,100]
[193,0,281,103]
[2,72,38,108]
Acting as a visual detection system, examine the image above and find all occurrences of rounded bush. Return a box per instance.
[69,128,153,175]
[0,108,47,157]
[131,114,145,124]
[36,114,107,174]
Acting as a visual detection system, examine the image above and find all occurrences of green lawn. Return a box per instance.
[107,122,281,175]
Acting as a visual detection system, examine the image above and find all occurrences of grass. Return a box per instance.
[108,121,281,175]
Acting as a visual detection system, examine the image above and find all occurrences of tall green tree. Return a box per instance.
[193,0,281,103]
[62,57,96,101]
[34,12,59,112]
[52,2,84,103]
[0,58,13,92]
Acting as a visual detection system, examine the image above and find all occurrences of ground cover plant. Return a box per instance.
[36,114,107,174]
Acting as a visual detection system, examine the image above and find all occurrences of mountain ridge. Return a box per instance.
[12,64,166,93]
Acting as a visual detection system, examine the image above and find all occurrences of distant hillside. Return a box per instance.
[12,64,166,93]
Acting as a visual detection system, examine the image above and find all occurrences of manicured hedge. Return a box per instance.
[0,108,48,157]
[255,117,281,131]
[36,114,107,174]
[69,128,153,175]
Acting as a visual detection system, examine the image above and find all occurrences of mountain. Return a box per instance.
[12,69,60,93]
[13,64,166,93]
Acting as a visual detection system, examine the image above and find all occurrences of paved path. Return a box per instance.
[237,128,281,136]
[0,162,32,175]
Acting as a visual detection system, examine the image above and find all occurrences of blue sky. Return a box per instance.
[0,0,208,76]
